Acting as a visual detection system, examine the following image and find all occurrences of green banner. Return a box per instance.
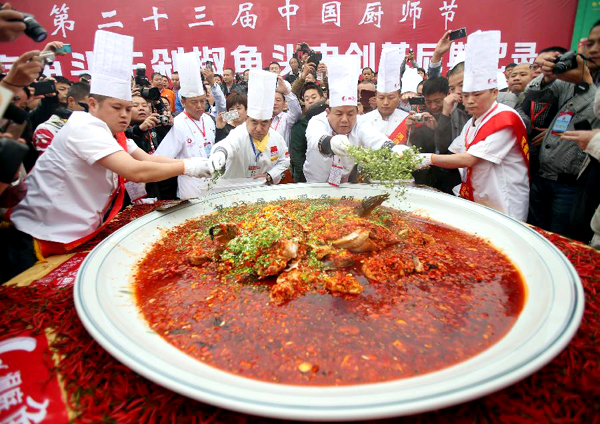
[571,0,600,50]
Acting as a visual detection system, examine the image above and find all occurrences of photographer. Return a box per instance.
[126,94,177,200]
[526,21,599,237]
[405,77,460,193]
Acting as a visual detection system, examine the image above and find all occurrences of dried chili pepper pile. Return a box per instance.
[1,204,598,423]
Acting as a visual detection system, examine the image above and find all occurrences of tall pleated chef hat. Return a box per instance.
[177,52,205,98]
[90,30,134,101]
[463,30,501,92]
[328,55,361,108]
[376,48,402,93]
[400,67,422,94]
[246,69,277,120]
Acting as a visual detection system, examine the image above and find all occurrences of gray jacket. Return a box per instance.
[525,74,598,179]
[435,104,470,154]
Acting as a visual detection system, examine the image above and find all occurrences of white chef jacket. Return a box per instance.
[360,108,409,138]
[12,111,138,243]
[155,111,216,199]
[271,92,302,146]
[303,111,391,183]
[449,102,529,221]
[212,123,290,184]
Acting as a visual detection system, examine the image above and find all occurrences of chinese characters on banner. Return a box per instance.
[2,0,576,78]
[0,334,68,424]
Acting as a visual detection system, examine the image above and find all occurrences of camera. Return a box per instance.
[139,86,161,102]
[21,12,47,42]
[413,113,429,122]
[157,114,170,126]
[38,51,55,66]
[552,51,579,75]
[222,109,239,122]
[135,64,151,87]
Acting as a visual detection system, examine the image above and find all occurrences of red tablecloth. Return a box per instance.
[1,203,599,423]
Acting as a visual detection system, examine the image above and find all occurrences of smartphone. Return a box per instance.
[31,80,56,96]
[573,120,592,131]
[222,109,239,122]
[205,60,213,70]
[449,28,467,41]
[408,96,425,105]
[56,44,72,54]
[359,89,375,109]
[308,52,322,65]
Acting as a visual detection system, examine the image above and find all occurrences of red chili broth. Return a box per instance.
[135,200,526,386]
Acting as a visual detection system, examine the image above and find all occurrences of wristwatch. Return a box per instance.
[265,173,273,185]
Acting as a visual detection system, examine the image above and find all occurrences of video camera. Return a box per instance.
[139,86,169,126]
[135,64,151,87]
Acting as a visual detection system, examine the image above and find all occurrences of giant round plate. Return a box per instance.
[74,184,584,421]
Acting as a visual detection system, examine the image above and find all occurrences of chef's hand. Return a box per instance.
[210,150,227,172]
[417,153,432,169]
[330,134,351,157]
[391,144,409,156]
[183,157,214,178]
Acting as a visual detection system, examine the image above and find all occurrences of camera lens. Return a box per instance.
[140,87,161,101]
[23,14,48,42]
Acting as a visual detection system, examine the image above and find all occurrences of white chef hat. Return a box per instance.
[376,48,402,93]
[463,30,501,92]
[90,30,134,101]
[177,52,205,98]
[328,55,361,108]
[400,67,423,94]
[497,70,509,90]
[247,69,277,120]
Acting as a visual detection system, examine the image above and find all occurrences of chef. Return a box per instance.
[416,31,529,220]
[303,55,407,184]
[360,48,410,144]
[209,70,290,185]
[155,52,217,198]
[5,31,212,281]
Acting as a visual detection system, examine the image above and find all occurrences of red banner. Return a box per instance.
[0,332,69,423]
[4,0,577,79]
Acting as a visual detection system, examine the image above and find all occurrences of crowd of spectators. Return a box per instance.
[0,4,599,282]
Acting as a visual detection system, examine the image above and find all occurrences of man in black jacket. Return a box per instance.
[126,94,177,199]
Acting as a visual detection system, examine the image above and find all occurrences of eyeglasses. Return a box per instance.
[530,63,542,70]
